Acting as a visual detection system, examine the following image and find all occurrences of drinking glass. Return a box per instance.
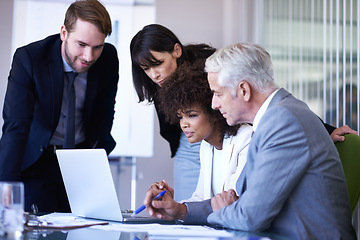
[0,182,24,239]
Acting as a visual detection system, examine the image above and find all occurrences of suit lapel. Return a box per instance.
[235,89,290,197]
[236,163,247,196]
[238,88,292,196]
[48,38,64,128]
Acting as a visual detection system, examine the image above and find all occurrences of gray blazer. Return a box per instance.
[185,88,356,239]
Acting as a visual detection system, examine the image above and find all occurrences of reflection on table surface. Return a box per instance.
[22,228,147,240]
[20,226,290,240]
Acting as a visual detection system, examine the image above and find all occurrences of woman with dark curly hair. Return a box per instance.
[154,60,252,202]
[130,24,216,201]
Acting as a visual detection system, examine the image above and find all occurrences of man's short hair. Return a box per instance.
[64,0,112,36]
[205,43,276,96]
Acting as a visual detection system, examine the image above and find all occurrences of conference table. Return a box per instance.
[14,220,290,240]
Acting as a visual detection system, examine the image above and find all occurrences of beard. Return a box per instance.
[63,40,94,74]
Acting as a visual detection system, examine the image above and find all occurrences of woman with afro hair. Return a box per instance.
[153,59,253,202]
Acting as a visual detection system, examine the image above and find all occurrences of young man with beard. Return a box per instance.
[0,0,119,213]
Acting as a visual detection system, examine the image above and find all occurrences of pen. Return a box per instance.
[131,190,167,216]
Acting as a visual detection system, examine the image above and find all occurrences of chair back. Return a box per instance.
[335,134,360,214]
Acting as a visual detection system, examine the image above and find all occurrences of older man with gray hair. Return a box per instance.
[143,43,356,239]
[203,43,355,239]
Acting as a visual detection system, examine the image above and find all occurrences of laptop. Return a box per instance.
[56,149,173,224]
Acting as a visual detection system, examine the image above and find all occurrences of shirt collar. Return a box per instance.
[62,56,75,72]
[252,89,279,133]
[62,56,88,79]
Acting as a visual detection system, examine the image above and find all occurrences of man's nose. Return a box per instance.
[212,96,220,110]
[83,47,94,62]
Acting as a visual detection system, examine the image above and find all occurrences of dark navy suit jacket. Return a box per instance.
[0,34,119,181]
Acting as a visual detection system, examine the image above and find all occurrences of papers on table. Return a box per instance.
[31,213,274,239]
[35,213,237,239]
[91,223,233,238]
[34,213,108,229]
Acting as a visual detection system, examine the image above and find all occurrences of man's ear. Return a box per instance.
[172,43,182,58]
[237,81,251,102]
[60,25,67,41]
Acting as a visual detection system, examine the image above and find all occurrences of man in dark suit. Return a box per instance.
[0,0,119,213]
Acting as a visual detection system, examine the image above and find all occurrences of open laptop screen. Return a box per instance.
[56,149,123,222]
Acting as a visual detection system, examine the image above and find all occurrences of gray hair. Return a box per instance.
[205,43,277,96]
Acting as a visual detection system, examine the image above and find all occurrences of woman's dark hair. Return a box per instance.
[157,60,239,139]
[130,24,216,103]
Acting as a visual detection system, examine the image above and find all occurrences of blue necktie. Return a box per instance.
[63,72,78,149]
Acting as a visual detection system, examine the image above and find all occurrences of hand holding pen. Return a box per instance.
[137,186,188,221]
[132,190,167,216]
[149,179,174,199]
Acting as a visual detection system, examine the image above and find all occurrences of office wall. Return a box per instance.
[156,0,223,48]
[155,0,259,49]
